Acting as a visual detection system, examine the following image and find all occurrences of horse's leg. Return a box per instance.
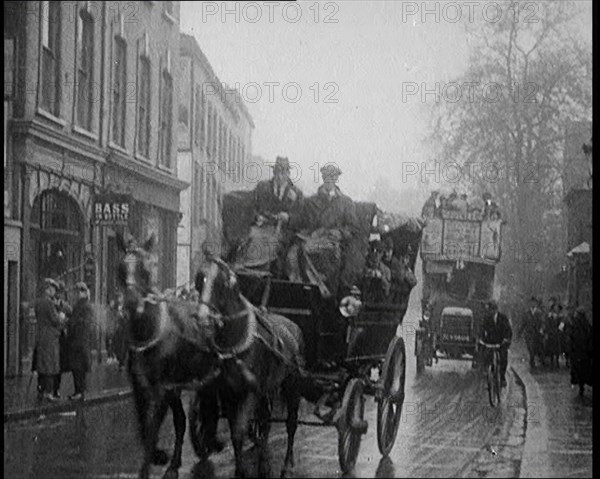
[257,395,273,478]
[152,395,171,465]
[162,390,185,479]
[228,392,257,479]
[202,388,224,455]
[137,388,167,479]
[281,380,301,478]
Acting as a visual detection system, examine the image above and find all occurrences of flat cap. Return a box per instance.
[320,163,342,177]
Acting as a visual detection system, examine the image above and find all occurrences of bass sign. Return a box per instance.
[93,193,132,225]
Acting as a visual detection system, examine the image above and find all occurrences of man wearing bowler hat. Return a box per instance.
[238,156,304,275]
[66,282,95,400]
[253,156,304,228]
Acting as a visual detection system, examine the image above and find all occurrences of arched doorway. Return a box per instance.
[30,189,85,295]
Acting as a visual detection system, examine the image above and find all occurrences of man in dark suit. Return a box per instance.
[66,282,95,400]
[479,300,512,387]
[519,296,545,369]
[239,156,304,275]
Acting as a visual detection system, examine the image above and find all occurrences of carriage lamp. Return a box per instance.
[339,295,362,318]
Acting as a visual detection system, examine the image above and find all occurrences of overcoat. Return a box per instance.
[569,312,592,386]
[253,179,304,230]
[302,185,359,238]
[34,297,64,375]
[66,298,95,372]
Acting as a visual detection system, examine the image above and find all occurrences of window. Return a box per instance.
[112,36,127,147]
[159,69,173,167]
[40,1,61,115]
[194,85,205,148]
[137,56,151,158]
[76,8,94,131]
[218,119,225,170]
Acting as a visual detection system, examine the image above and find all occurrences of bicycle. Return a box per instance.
[478,339,508,407]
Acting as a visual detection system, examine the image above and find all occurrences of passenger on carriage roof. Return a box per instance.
[302,164,359,238]
[361,240,391,303]
[253,156,304,229]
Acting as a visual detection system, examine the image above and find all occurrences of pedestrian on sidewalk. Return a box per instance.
[569,307,592,396]
[54,280,73,398]
[111,291,129,371]
[544,297,561,369]
[66,282,95,400]
[558,303,570,368]
[519,296,545,369]
[34,278,68,402]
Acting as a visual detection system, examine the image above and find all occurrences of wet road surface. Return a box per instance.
[4,319,527,479]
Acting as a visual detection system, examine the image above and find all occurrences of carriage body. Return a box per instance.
[217,190,423,470]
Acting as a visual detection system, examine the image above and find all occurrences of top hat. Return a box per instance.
[271,156,290,171]
[320,163,342,177]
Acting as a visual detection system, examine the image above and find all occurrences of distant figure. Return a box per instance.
[34,278,68,402]
[569,307,592,396]
[421,191,439,219]
[111,291,129,371]
[558,304,570,367]
[468,195,485,220]
[455,193,468,217]
[544,297,561,368]
[54,280,72,398]
[479,300,512,388]
[66,282,95,400]
[519,297,544,369]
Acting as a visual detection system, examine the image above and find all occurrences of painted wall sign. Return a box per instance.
[93,193,132,225]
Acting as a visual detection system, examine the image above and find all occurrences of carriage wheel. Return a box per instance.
[337,378,367,474]
[377,335,406,457]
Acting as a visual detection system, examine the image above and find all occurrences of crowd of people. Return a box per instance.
[32,279,137,402]
[234,156,417,303]
[421,190,502,222]
[32,278,95,402]
[519,296,593,396]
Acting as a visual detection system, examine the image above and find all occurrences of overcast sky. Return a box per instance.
[180,1,592,206]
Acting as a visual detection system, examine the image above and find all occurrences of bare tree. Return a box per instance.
[426,1,592,306]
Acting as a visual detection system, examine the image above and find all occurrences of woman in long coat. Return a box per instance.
[569,307,592,396]
[66,282,95,400]
[111,291,129,370]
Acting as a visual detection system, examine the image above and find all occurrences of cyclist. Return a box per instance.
[479,300,512,388]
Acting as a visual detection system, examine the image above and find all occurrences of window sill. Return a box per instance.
[108,141,129,156]
[157,163,175,175]
[36,108,66,127]
[135,153,152,164]
[163,11,178,25]
[73,125,98,141]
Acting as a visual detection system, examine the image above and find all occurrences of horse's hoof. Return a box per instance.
[152,449,170,465]
[162,468,179,479]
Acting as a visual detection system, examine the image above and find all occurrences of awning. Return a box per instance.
[567,241,590,256]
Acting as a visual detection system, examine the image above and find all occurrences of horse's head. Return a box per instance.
[195,254,242,323]
[116,232,160,343]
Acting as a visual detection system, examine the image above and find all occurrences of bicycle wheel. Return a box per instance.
[487,355,500,408]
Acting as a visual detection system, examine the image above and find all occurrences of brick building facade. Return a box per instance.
[4,1,187,376]
[176,33,254,288]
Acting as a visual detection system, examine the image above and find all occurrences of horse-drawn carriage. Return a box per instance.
[187,191,424,473]
[116,192,422,479]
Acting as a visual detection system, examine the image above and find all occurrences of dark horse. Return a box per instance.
[195,256,307,478]
[116,233,221,479]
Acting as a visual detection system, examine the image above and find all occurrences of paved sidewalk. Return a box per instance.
[4,359,132,423]
[510,339,593,478]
